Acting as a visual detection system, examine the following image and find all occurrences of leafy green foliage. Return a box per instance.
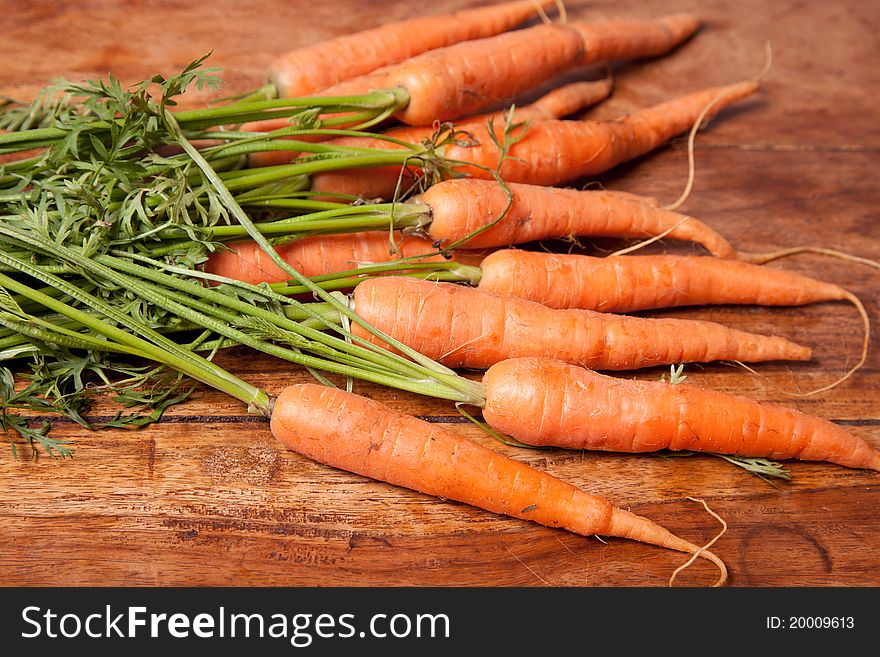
[0,55,498,460]
[486,107,529,174]
[660,363,688,385]
[0,366,74,458]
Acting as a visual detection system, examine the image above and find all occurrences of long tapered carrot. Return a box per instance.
[476,251,853,312]
[251,72,614,135]
[349,277,811,370]
[388,13,699,125]
[421,178,737,255]
[310,80,757,199]
[246,79,613,168]
[477,250,871,397]
[446,80,758,182]
[466,78,616,124]
[267,0,555,97]
[204,231,444,285]
[482,357,880,471]
[270,382,728,585]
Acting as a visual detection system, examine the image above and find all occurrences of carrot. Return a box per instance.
[267,0,555,97]
[444,80,758,183]
[204,231,445,285]
[310,80,757,199]
[270,381,728,585]
[421,178,737,254]
[260,62,615,136]
[350,276,812,370]
[312,66,398,98]
[481,357,880,471]
[388,13,699,125]
[478,250,872,397]
[462,78,615,124]
[246,79,612,168]
[476,251,853,312]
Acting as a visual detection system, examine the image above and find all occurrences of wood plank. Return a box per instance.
[3,421,878,586]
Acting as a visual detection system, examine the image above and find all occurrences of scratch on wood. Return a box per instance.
[145,436,156,480]
[504,545,550,586]
[348,533,394,551]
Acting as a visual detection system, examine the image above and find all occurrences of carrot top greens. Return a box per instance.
[0,56,489,454]
[0,57,789,480]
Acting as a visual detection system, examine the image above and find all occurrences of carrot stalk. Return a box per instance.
[245,79,613,168]
[349,276,812,370]
[270,382,728,586]
[481,357,880,472]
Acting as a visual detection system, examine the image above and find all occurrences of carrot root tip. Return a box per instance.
[669,497,729,587]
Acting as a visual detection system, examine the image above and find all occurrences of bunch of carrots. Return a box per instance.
[1,0,878,586]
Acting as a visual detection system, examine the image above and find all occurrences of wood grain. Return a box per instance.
[1,0,878,587]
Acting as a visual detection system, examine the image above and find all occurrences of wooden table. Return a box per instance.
[1,0,878,587]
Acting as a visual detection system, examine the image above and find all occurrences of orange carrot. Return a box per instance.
[310,80,757,199]
[478,251,871,397]
[350,276,811,370]
[443,80,757,183]
[421,178,737,254]
[268,0,554,97]
[270,382,728,585]
[388,13,699,125]
[245,79,613,168]
[203,231,445,285]
[472,79,615,123]
[476,251,853,312]
[481,357,880,471]
[313,66,397,98]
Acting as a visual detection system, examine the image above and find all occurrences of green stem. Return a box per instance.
[97,254,451,386]
[0,245,270,412]
[94,256,476,401]
[172,88,409,130]
[152,202,428,242]
[0,88,409,155]
[221,152,421,194]
[271,268,480,295]
[0,312,140,357]
[165,110,486,406]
